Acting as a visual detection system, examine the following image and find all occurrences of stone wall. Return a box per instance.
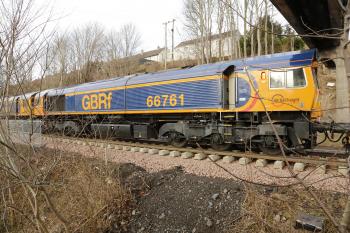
[317,65,337,122]
[1,119,43,146]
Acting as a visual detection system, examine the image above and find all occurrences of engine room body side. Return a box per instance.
[62,75,224,114]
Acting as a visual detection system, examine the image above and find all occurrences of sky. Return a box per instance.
[43,0,288,52]
[49,0,184,51]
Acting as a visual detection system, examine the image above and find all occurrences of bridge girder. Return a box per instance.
[270,0,346,50]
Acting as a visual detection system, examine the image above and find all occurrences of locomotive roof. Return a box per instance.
[129,49,316,84]
[19,49,317,98]
[223,48,316,71]
[18,91,38,99]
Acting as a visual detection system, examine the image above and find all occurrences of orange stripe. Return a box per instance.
[46,108,224,115]
[240,93,259,112]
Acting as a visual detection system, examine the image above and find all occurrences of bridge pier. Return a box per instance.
[335,47,350,123]
[319,48,350,123]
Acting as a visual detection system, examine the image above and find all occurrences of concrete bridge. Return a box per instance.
[270,0,350,122]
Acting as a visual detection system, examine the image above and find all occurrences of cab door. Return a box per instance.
[228,73,237,109]
[228,72,252,109]
[236,74,252,108]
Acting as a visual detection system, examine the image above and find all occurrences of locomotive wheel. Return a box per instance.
[258,135,284,155]
[63,126,79,137]
[210,134,231,151]
[62,121,80,137]
[63,126,74,136]
[169,132,187,148]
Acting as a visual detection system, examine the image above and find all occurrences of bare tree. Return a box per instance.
[104,29,122,61]
[183,0,215,64]
[71,23,105,83]
[205,0,214,62]
[49,33,71,87]
[119,23,141,58]
[243,0,248,58]
[270,5,274,54]
[249,0,254,57]
[255,0,262,56]
[264,0,268,54]
[236,10,242,58]
[225,0,237,59]
[184,0,205,63]
[216,0,225,61]
[0,1,71,232]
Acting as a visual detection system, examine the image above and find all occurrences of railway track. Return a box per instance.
[41,134,350,171]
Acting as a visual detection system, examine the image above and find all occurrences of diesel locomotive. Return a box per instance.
[2,49,350,154]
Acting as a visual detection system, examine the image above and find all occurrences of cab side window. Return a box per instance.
[270,68,306,89]
[270,71,285,88]
[286,68,306,88]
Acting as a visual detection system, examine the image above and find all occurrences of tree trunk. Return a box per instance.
[250,6,254,57]
[264,0,268,54]
[200,21,205,64]
[243,0,248,58]
[230,26,235,59]
[256,0,262,56]
[217,0,223,60]
[271,20,274,54]
[237,11,242,60]
[205,0,213,63]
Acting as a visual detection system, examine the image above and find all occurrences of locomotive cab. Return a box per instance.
[227,65,320,114]
[18,93,34,116]
[32,93,45,116]
[222,50,321,153]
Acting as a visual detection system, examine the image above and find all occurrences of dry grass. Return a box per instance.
[0,147,132,233]
[229,185,346,233]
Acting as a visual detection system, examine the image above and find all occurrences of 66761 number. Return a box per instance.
[146,94,184,107]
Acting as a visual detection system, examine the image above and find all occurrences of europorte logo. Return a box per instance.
[271,94,299,107]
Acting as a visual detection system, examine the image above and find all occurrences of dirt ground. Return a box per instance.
[113,159,347,233]
[0,147,347,233]
[117,162,345,233]
[117,163,244,233]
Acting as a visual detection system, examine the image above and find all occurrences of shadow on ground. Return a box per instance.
[114,163,244,233]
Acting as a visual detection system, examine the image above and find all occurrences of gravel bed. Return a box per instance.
[43,137,349,193]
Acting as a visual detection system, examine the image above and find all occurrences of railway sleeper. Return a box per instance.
[44,135,349,172]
